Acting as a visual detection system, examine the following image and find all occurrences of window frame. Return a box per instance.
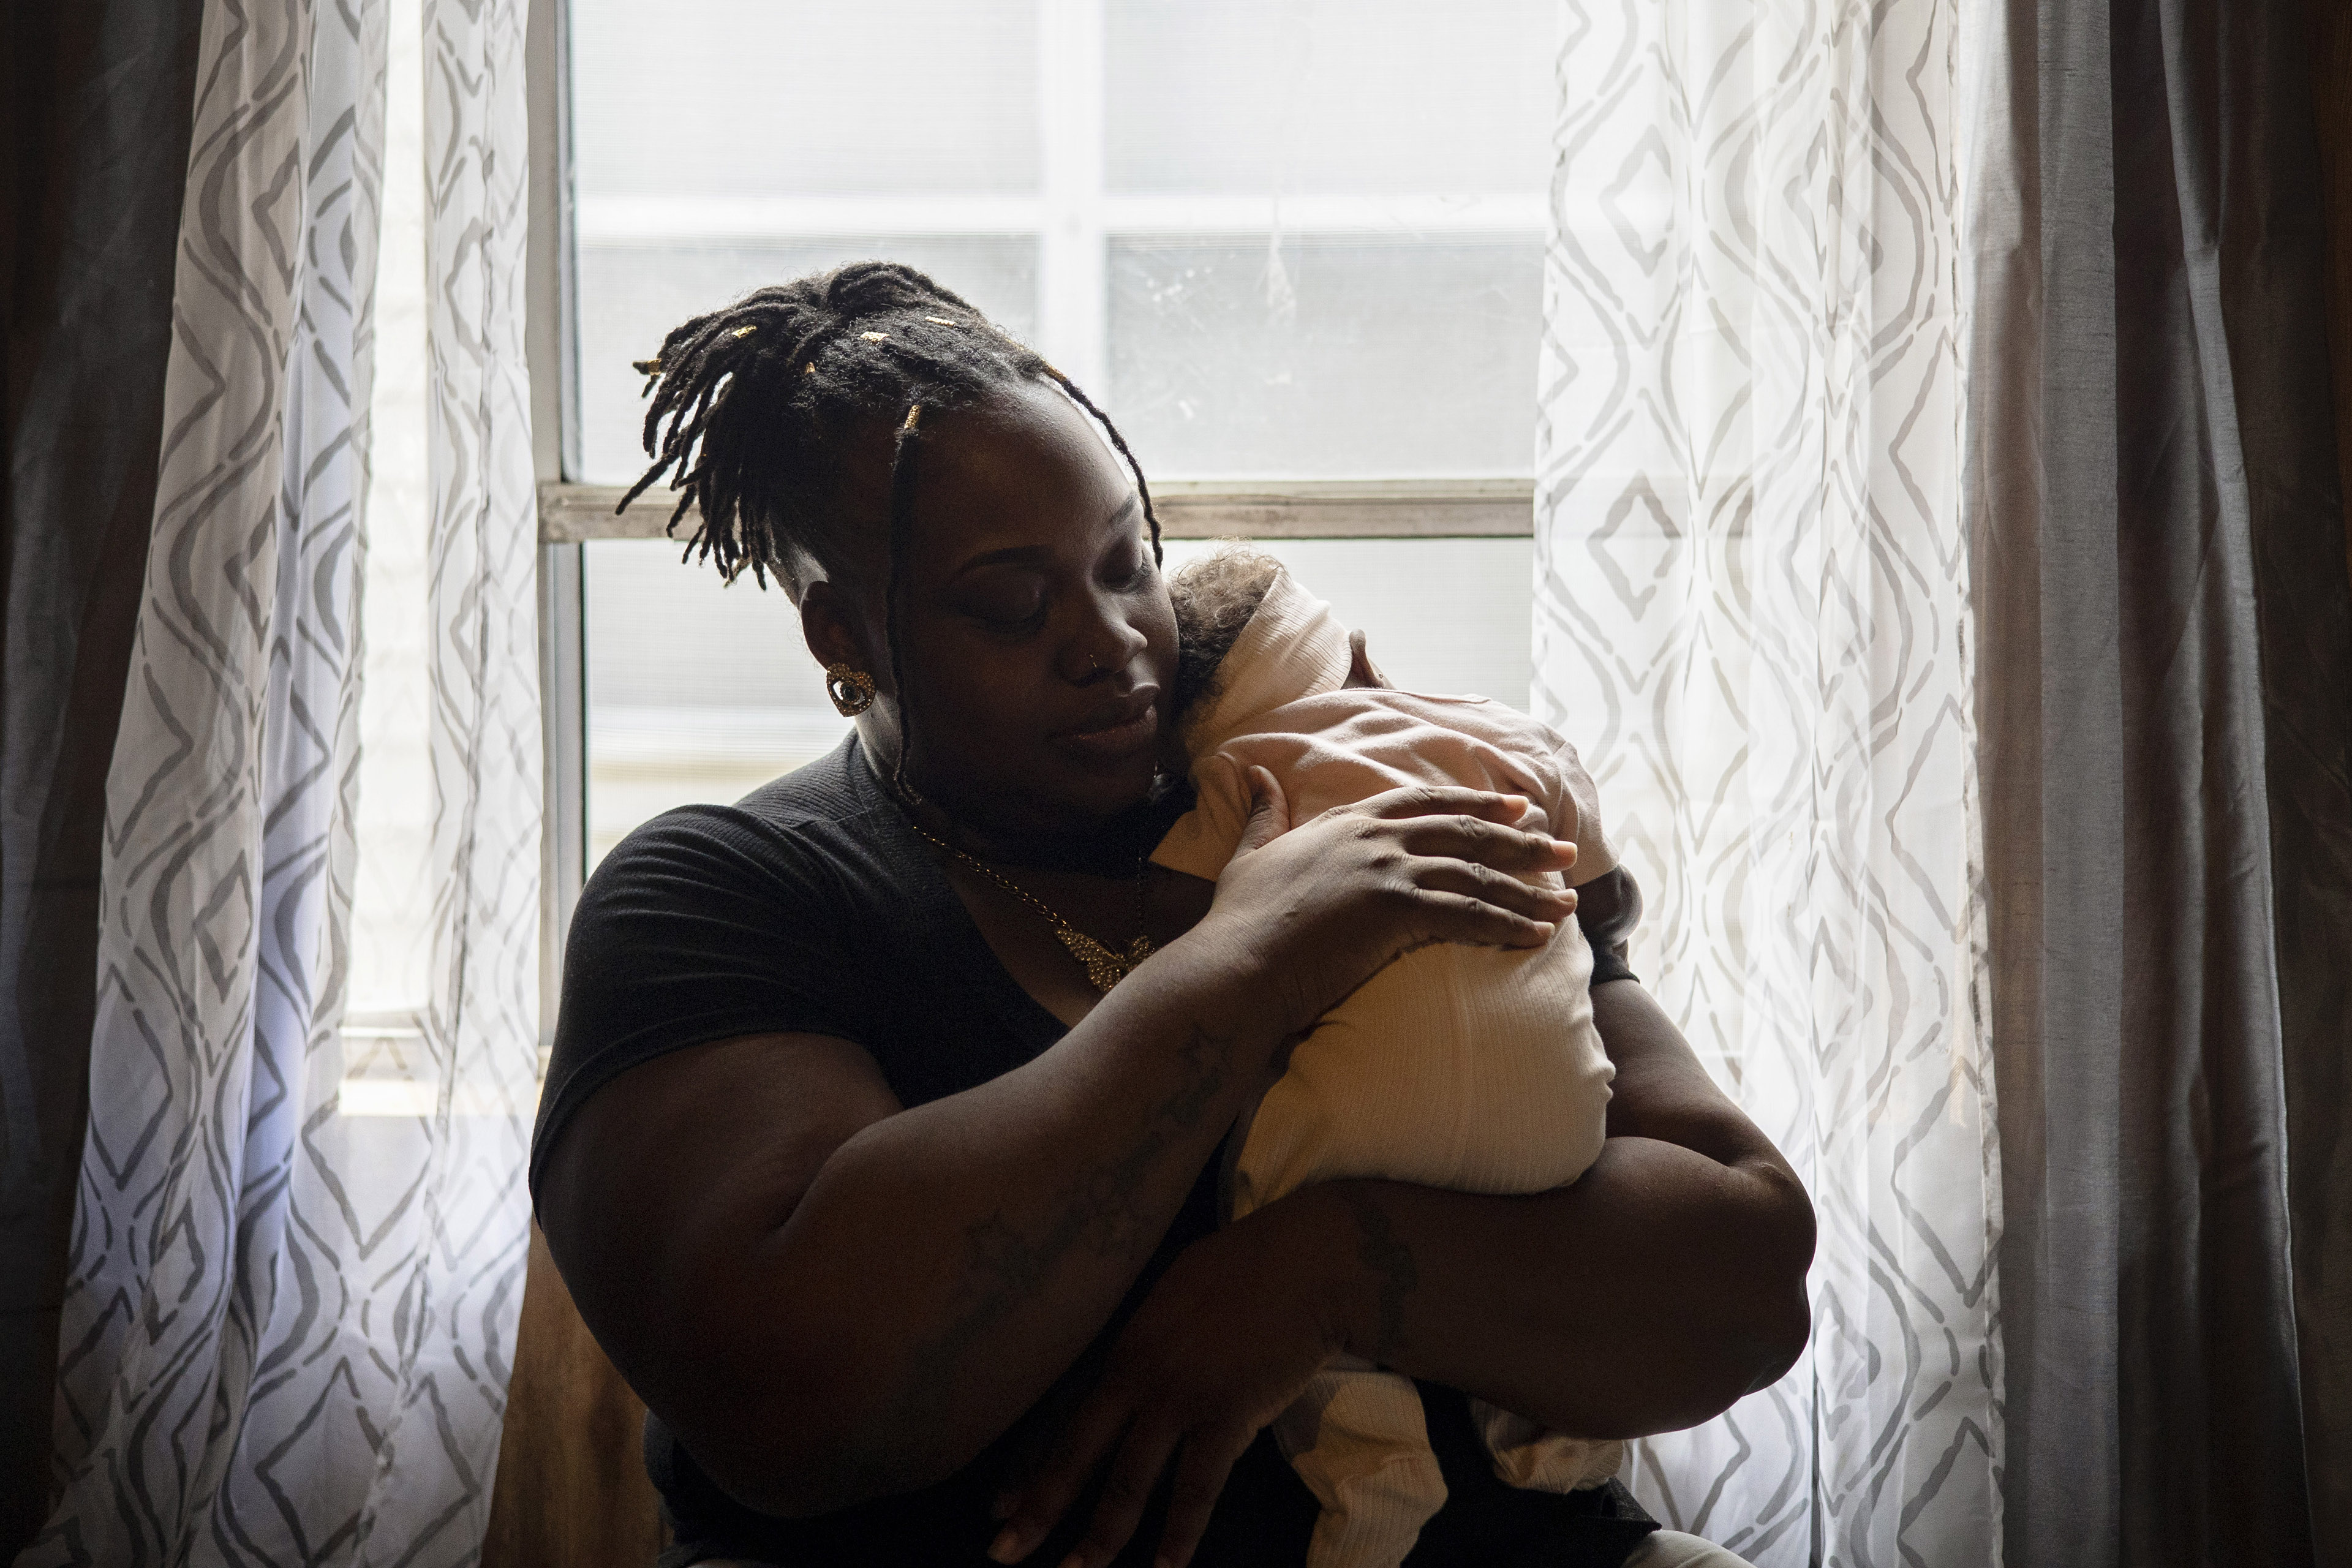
[528,0,586,1052]
[536,477,1534,546]
[530,0,1545,1003]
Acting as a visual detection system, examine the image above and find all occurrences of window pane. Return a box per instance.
[584,537,1531,864]
[570,0,1037,197]
[351,0,432,1019]
[1106,0,1554,195]
[584,541,851,867]
[575,239,1038,484]
[1108,236,1540,477]
[566,1,1552,481]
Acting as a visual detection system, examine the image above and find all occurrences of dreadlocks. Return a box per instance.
[616,260,1166,801]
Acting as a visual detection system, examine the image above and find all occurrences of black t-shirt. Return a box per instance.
[533,736,1653,1567]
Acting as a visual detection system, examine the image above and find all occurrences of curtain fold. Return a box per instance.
[1536,2,2003,1564]
[0,0,205,1551]
[398,0,545,1548]
[1969,0,2352,1564]
[21,0,540,1559]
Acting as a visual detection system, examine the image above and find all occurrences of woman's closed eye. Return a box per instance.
[952,535,1152,630]
[1100,542,1155,593]
[955,573,1050,630]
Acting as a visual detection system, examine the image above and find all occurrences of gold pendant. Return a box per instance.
[1054,924,1155,993]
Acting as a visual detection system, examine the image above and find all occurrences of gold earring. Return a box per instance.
[825,664,876,717]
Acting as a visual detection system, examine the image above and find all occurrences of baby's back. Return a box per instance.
[1159,688,1616,1219]
[1195,688,1575,824]
[1231,919,1608,1215]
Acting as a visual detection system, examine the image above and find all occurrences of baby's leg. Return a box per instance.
[1469,1396,1626,1493]
[1274,1356,1447,1568]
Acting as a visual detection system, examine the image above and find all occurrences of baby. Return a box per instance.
[1153,549,1623,1568]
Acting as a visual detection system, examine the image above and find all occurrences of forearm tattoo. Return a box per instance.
[1340,1186,1419,1363]
[884,1021,1234,1435]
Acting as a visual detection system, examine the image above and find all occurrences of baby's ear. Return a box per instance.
[1344,628,1395,690]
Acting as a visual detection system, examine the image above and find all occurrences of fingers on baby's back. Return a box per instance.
[1357,783,1526,823]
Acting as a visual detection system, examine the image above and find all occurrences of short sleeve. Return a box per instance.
[1578,865,1643,987]
[528,804,865,1199]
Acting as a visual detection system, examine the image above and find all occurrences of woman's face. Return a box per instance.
[813,379,1179,840]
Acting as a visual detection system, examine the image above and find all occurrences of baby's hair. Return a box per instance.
[617,260,1162,799]
[1167,543,1284,717]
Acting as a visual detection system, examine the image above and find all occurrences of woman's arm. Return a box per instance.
[1308,976,1814,1431]
[995,977,1814,1568]
[535,783,1575,1520]
[538,966,1272,1523]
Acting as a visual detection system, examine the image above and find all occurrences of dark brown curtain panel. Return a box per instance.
[0,0,202,1554]
[1970,0,2352,1564]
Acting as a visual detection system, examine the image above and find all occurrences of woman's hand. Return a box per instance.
[987,1197,1347,1568]
[1197,767,1580,1037]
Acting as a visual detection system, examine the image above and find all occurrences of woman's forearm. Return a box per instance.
[1292,1134,1811,1437]
[550,919,1293,1519]
[979,1096,1814,1567]
[973,981,1814,1568]
[719,929,1292,1509]
[1281,977,1815,1437]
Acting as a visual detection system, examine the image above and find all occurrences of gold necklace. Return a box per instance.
[903,819,1155,993]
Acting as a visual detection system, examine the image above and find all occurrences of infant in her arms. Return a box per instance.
[1152,548,1624,1568]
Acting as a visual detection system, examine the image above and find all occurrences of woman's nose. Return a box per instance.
[1060,599,1150,684]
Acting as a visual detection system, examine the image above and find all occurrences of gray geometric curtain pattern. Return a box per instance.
[1534,3,2005,1564]
[411,0,544,1550]
[21,0,538,1558]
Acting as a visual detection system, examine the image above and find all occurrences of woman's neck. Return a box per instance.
[884,763,1187,878]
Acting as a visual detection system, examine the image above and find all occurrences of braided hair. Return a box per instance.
[617,260,1165,801]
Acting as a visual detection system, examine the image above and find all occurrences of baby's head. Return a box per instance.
[1167,544,1287,721]
[1164,546,1386,767]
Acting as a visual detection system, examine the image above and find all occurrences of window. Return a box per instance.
[347,0,437,1106]
[548,1,1555,866]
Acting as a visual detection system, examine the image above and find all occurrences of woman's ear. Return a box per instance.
[799,578,881,687]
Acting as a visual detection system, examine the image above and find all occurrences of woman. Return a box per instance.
[531,263,1815,1568]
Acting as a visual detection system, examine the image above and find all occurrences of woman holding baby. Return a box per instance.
[530,264,1814,1568]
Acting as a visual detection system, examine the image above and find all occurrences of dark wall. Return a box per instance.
[0,0,203,1553]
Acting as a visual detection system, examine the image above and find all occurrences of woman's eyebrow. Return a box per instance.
[949,545,1053,578]
[948,495,1146,579]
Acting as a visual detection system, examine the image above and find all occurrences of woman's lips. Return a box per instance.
[1053,688,1160,763]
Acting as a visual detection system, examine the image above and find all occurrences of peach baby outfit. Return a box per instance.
[1151,568,1625,1568]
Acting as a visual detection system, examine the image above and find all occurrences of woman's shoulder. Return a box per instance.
[536,740,912,1199]
[729,731,888,830]
[587,737,899,903]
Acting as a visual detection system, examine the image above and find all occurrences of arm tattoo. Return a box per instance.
[880,1020,1235,1439]
[1340,1187,1418,1363]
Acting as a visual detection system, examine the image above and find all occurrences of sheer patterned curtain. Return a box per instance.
[1534,2,2003,1565]
[23,0,538,1560]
